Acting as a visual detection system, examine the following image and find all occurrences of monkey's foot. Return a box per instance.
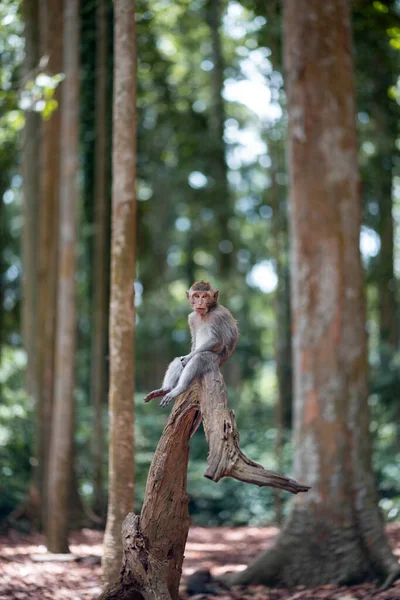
[160,392,176,407]
[144,388,170,403]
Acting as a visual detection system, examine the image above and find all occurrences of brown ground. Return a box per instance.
[0,524,399,600]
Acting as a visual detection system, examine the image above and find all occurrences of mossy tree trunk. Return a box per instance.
[230,0,400,588]
[102,0,137,585]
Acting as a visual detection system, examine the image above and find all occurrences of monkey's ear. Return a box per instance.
[213,290,219,302]
[186,290,190,300]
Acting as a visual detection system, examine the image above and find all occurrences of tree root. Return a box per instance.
[378,566,400,591]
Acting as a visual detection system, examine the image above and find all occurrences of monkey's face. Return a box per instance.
[188,290,218,315]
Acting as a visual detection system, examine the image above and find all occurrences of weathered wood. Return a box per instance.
[99,368,308,600]
[99,386,199,600]
[201,367,309,494]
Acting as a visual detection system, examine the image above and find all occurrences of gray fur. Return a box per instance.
[157,304,238,407]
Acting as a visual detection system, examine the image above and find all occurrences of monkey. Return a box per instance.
[143,280,239,407]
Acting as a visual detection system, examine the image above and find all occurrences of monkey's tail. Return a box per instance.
[143,388,170,403]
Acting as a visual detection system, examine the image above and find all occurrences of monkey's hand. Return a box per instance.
[160,391,175,407]
[180,354,192,368]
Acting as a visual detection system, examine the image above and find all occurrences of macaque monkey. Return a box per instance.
[144,280,239,407]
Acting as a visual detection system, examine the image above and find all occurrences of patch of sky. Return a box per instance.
[201,60,214,71]
[360,225,380,260]
[259,155,271,168]
[156,36,177,57]
[201,208,214,222]
[367,201,379,216]
[235,196,258,214]
[236,46,249,57]
[219,240,233,254]
[223,2,267,37]
[134,281,143,307]
[3,189,14,204]
[358,111,369,124]
[188,171,208,189]
[227,171,242,187]
[246,260,278,294]
[137,183,153,201]
[260,205,273,219]
[224,126,267,167]
[5,264,19,283]
[167,248,183,267]
[362,141,375,156]
[12,175,22,188]
[176,217,191,232]
[192,99,207,113]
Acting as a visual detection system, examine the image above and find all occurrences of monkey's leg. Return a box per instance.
[163,357,184,389]
[160,352,218,407]
[144,357,184,403]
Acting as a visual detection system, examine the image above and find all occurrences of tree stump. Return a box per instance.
[98,367,309,600]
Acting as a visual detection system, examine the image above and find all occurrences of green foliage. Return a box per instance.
[370,354,400,521]
[0,348,33,519]
[1,0,400,529]
[20,73,64,119]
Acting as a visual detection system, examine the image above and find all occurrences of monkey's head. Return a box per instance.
[186,280,219,315]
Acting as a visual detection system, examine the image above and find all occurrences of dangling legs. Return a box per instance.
[160,352,218,407]
[143,358,183,403]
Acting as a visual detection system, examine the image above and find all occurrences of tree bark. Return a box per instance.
[102,0,137,584]
[46,0,79,553]
[21,0,40,404]
[373,103,398,357]
[37,0,63,526]
[90,0,110,519]
[206,0,233,274]
[98,370,308,600]
[229,0,400,588]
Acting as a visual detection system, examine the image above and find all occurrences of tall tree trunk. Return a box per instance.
[37,0,63,526]
[46,0,79,553]
[21,0,40,405]
[373,105,398,358]
[91,0,110,519]
[206,0,233,274]
[230,0,399,588]
[269,142,292,524]
[102,0,136,584]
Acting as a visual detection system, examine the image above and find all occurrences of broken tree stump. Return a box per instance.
[98,366,309,600]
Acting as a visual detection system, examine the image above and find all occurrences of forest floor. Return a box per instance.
[0,524,400,600]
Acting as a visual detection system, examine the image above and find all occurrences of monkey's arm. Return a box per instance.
[180,336,220,367]
[189,314,196,352]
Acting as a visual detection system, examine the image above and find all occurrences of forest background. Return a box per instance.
[1,0,400,580]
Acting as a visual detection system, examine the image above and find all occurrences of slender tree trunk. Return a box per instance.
[206,0,233,273]
[91,0,110,519]
[46,0,79,553]
[269,143,292,525]
[37,0,62,525]
[373,105,398,357]
[21,0,40,405]
[102,0,136,584]
[231,0,399,587]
